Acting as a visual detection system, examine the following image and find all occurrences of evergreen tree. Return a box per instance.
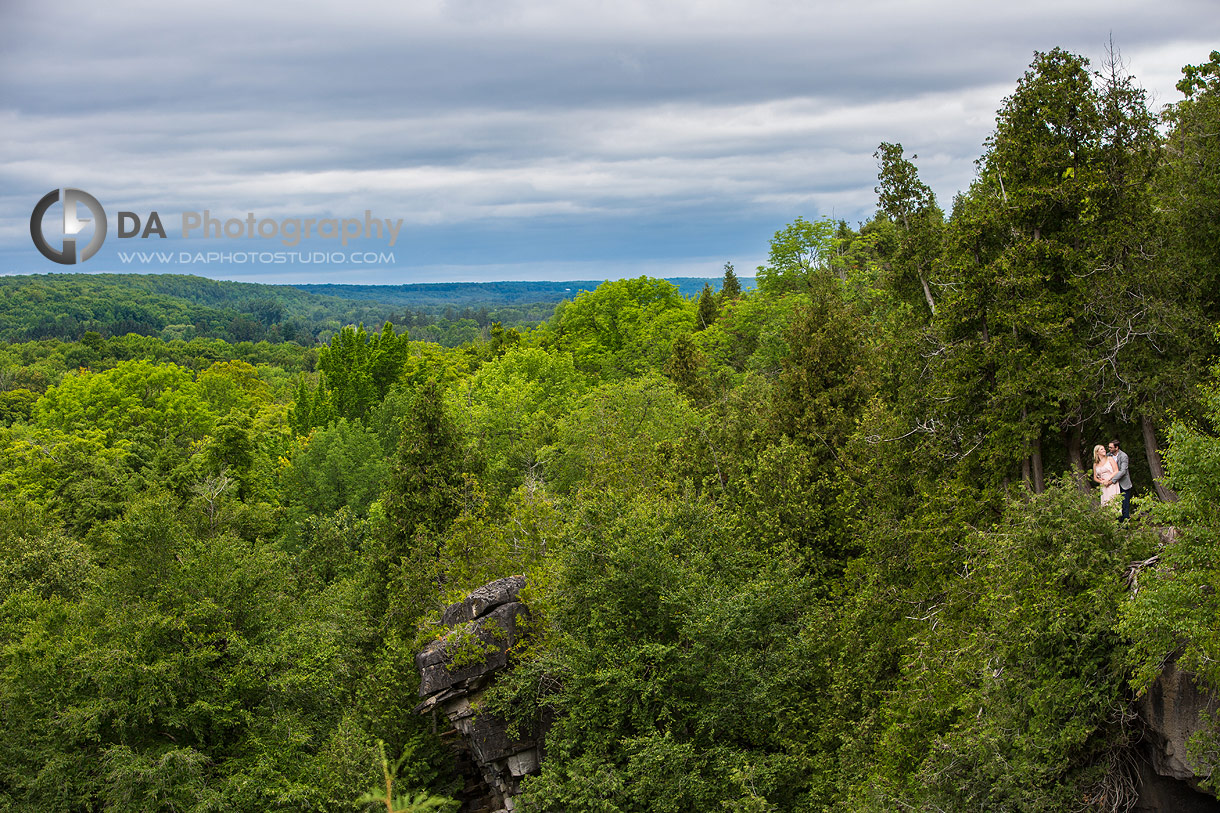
[385,380,464,543]
[288,375,316,436]
[932,49,1103,490]
[1163,50,1220,322]
[381,379,467,617]
[1086,49,1184,497]
[719,261,742,302]
[664,332,709,404]
[874,141,943,318]
[695,282,718,330]
[1146,49,1220,496]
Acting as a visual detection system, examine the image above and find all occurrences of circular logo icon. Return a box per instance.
[30,188,108,264]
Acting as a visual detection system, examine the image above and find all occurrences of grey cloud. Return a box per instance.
[2,0,1218,279]
[6,1,1214,113]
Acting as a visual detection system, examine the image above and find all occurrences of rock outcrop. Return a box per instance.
[416,576,543,813]
[1134,662,1220,812]
[415,579,1220,812]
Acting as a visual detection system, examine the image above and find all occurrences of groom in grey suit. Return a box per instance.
[1107,439,1132,521]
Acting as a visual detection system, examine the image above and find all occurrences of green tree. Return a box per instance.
[545,278,694,378]
[196,410,257,498]
[0,389,38,426]
[541,375,701,496]
[1080,49,1185,497]
[1139,50,1220,496]
[695,282,718,330]
[196,359,273,415]
[697,286,805,378]
[931,49,1104,490]
[289,373,316,436]
[0,424,135,535]
[381,380,467,623]
[663,332,710,405]
[770,279,876,451]
[385,380,465,541]
[718,261,742,302]
[316,322,409,424]
[488,321,521,356]
[1123,361,1220,704]
[282,418,389,517]
[34,359,215,452]
[496,493,831,812]
[874,141,943,318]
[450,346,587,499]
[888,481,1151,811]
[756,216,839,296]
[0,491,380,812]
[435,481,562,602]
[1162,49,1220,322]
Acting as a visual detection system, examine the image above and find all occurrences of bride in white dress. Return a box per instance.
[1092,444,1120,505]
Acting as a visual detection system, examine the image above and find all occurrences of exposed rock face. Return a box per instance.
[1135,662,1220,812]
[416,578,1220,812]
[416,576,543,813]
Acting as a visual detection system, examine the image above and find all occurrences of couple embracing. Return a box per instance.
[1092,440,1132,520]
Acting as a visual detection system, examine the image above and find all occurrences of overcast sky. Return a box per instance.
[1,0,1216,285]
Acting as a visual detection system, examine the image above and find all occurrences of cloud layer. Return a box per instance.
[2,0,1216,282]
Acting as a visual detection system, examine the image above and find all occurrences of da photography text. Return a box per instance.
[30,188,405,265]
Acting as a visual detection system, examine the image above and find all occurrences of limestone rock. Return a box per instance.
[1138,662,1219,782]
[1135,661,1220,811]
[416,576,545,813]
[441,575,526,627]
[417,600,529,700]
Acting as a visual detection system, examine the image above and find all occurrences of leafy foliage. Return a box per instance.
[1,45,1219,813]
[1123,366,1220,696]
[544,277,694,378]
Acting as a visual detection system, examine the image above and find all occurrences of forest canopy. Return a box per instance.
[1,48,1219,812]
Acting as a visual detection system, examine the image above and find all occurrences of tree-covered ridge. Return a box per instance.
[0,48,1218,812]
[291,278,747,306]
[0,273,361,343]
[0,274,754,348]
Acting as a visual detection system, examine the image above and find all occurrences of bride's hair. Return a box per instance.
[1093,444,1106,463]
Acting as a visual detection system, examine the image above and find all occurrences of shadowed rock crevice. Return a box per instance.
[1133,662,1220,812]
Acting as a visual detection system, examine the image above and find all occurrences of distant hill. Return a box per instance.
[0,273,390,345]
[290,277,754,306]
[0,273,753,347]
